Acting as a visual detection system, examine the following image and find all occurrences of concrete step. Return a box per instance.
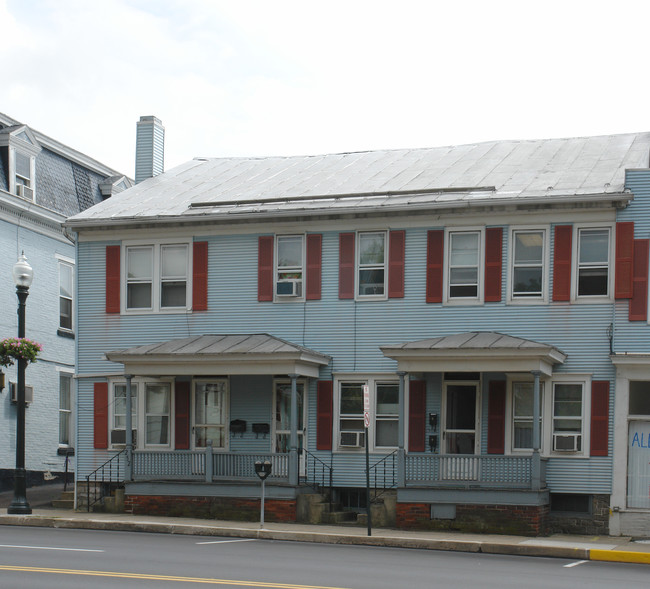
[51,499,74,509]
[323,510,358,524]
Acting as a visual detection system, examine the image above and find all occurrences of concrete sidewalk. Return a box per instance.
[0,507,648,565]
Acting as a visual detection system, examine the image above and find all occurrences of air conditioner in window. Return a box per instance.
[276,279,301,297]
[15,184,34,200]
[339,430,365,448]
[9,382,33,404]
[553,433,581,452]
[110,429,138,446]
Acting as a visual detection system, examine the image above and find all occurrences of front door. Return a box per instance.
[274,381,306,473]
[627,420,650,509]
[194,379,228,449]
[443,383,479,454]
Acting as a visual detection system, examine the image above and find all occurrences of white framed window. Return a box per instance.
[509,381,544,452]
[335,375,399,451]
[110,379,173,449]
[552,382,584,453]
[193,379,228,449]
[123,240,191,313]
[58,261,74,332]
[575,226,612,299]
[357,231,387,298]
[0,126,39,200]
[58,371,73,447]
[445,229,484,303]
[273,379,307,453]
[275,235,304,300]
[509,228,548,302]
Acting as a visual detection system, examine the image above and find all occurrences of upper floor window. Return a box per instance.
[447,230,482,301]
[125,242,189,312]
[59,261,74,332]
[577,228,610,297]
[511,229,546,301]
[358,231,386,297]
[275,235,304,299]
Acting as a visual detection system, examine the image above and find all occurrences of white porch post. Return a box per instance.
[289,374,299,486]
[397,371,406,487]
[531,370,541,491]
[125,374,133,481]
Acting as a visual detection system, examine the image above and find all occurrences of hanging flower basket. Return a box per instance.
[0,338,42,367]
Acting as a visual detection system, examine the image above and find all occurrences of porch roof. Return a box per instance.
[380,332,566,376]
[104,334,330,378]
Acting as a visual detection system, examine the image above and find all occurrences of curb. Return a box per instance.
[0,515,648,564]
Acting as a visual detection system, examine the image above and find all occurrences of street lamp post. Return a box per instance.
[8,253,33,515]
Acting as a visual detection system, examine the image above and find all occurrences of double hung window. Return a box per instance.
[276,235,304,298]
[577,228,610,297]
[194,380,228,448]
[511,382,543,450]
[59,261,74,331]
[358,232,386,297]
[59,373,73,447]
[448,231,481,300]
[511,230,545,300]
[552,383,584,452]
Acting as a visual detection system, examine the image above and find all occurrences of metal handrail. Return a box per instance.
[86,449,127,512]
[301,449,333,500]
[368,450,397,501]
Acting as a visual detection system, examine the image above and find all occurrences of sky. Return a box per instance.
[2,0,650,179]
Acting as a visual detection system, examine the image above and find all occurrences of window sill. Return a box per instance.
[57,329,75,339]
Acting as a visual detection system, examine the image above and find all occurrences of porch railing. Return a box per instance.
[406,454,533,488]
[133,451,205,481]
[212,452,289,480]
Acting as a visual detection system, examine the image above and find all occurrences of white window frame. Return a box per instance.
[274,234,305,301]
[356,231,388,300]
[57,369,74,449]
[109,378,174,450]
[9,147,37,201]
[444,227,485,304]
[505,376,544,454]
[508,227,549,304]
[122,239,192,313]
[546,375,591,457]
[272,378,308,453]
[58,258,74,333]
[333,374,399,452]
[572,224,614,302]
[193,378,230,451]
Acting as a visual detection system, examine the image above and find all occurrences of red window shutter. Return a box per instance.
[105,245,120,313]
[408,380,426,452]
[388,230,405,298]
[484,227,503,302]
[338,233,355,299]
[487,380,506,455]
[590,381,609,457]
[175,381,191,450]
[94,382,109,449]
[629,239,649,321]
[615,222,635,299]
[306,234,322,300]
[316,380,333,450]
[258,236,274,302]
[426,230,444,303]
[552,225,572,302]
[192,241,208,311]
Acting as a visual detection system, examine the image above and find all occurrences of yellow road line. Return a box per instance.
[0,565,351,588]
[590,550,650,565]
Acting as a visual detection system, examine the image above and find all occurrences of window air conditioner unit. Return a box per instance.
[15,185,34,200]
[339,430,365,448]
[9,382,33,404]
[276,279,301,297]
[110,429,138,446]
[553,433,581,452]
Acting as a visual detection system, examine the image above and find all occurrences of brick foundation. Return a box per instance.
[397,502,549,536]
[125,495,297,522]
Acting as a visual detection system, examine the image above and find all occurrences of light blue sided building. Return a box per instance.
[0,112,130,492]
[66,132,650,536]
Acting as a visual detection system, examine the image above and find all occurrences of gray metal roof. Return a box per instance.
[67,132,650,227]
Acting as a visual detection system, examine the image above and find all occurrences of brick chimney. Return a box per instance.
[135,116,164,184]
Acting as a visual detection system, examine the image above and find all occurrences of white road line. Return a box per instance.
[195,539,258,545]
[564,560,588,568]
[0,544,104,553]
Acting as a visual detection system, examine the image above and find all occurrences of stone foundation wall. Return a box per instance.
[125,494,296,522]
[548,495,609,535]
[396,502,549,536]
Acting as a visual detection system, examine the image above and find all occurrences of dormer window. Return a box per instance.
[0,124,40,201]
[14,151,33,199]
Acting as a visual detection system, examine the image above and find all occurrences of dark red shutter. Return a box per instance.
[615,222,635,299]
[590,381,609,457]
[192,242,208,311]
[388,230,405,298]
[629,239,649,321]
[306,234,322,300]
[105,245,120,313]
[338,233,355,299]
[316,380,333,450]
[408,380,426,452]
[175,381,191,450]
[94,382,109,449]
[426,230,444,303]
[258,236,274,302]
[552,225,573,302]
[487,380,506,455]
[484,227,503,302]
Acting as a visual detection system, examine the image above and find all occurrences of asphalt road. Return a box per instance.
[0,526,648,588]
